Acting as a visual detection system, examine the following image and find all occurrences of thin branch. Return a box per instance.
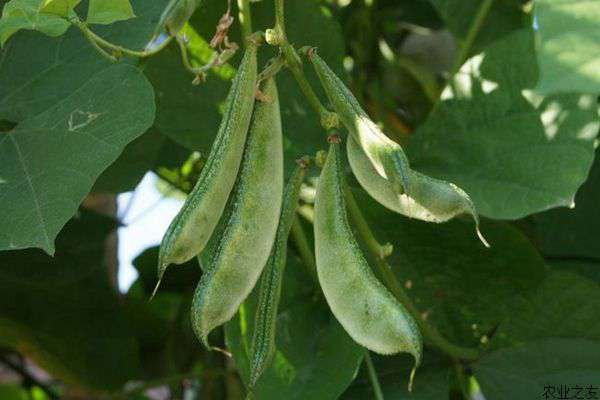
[448,0,494,77]
[365,351,385,400]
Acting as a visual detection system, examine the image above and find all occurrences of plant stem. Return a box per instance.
[343,189,480,361]
[365,351,385,400]
[176,35,218,78]
[290,215,318,280]
[344,185,391,259]
[237,0,253,42]
[272,0,332,127]
[274,0,285,34]
[447,0,494,81]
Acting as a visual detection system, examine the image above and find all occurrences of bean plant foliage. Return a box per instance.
[0,0,598,399]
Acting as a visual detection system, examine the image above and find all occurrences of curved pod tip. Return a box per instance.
[477,226,490,248]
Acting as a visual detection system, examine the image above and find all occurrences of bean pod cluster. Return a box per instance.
[156,37,489,391]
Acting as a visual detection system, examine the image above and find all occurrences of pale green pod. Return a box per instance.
[157,0,203,35]
[347,136,489,247]
[249,163,307,388]
[156,44,257,290]
[192,78,284,346]
[310,51,410,195]
[314,140,422,363]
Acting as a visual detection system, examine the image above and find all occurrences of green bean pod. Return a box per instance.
[157,0,203,35]
[310,50,410,195]
[191,78,284,347]
[347,136,489,246]
[248,162,307,388]
[314,139,422,364]
[156,44,257,290]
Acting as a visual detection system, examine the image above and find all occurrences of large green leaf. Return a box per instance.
[0,0,167,120]
[535,0,600,95]
[150,0,345,174]
[474,338,600,400]
[409,29,599,219]
[0,64,154,254]
[535,148,600,260]
[356,190,546,347]
[491,271,600,348]
[342,351,450,400]
[0,211,141,390]
[0,0,168,253]
[428,0,530,53]
[225,254,364,399]
[0,0,70,46]
[480,271,600,395]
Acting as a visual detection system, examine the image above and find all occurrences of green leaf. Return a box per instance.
[0,0,166,119]
[474,338,600,400]
[0,0,167,253]
[356,190,546,347]
[491,271,600,348]
[343,351,450,400]
[224,254,364,399]
[0,64,154,254]
[0,0,70,46]
[87,0,135,25]
[39,0,80,17]
[535,0,600,95]
[428,0,530,52]
[409,29,599,219]
[535,149,600,260]
[0,211,141,390]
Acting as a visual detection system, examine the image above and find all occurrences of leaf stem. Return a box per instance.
[344,189,481,361]
[290,215,318,280]
[365,351,385,400]
[73,18,173,59]
[237,0,253,41]
[79,25,118,62]
[274,0,285,34]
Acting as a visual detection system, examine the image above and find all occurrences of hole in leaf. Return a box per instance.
[0,120,17,132]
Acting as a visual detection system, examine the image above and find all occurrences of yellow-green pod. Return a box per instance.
[156,44,257,290]
[347,136,489,247]
[248,161,307,389]
[314,138,422,364]
[309,50,410,195]
[192,78,284,347]
[157,0,203,35]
